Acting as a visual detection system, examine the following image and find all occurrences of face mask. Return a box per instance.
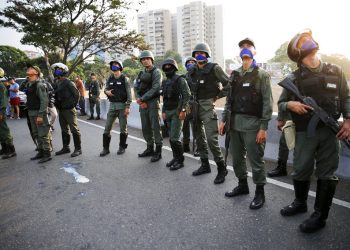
[111,65,120,71]
[186,63,195,71]
[195,54,207,61]
[300,39,318,51]
[54,68,64,76]
[240,48,254,59]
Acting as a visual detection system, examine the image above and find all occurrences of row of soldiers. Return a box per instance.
[1,30,350,234]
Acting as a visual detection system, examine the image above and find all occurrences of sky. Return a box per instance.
[1,0,349,62]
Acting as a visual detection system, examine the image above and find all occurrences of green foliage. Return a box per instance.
[268,41,297,72]
[0,45,29,77]
[0,0,148,75]
[123,67,140,81]
[123,58,142,70]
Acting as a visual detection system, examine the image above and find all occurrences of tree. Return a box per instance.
[0,0,148,76]
[320,54,350,79]
[268,41,297,74]
[0,45,29,77]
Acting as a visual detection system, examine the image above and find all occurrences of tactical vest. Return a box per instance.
[89,81,99,95]
[55,78,77,109]
[291,63,341,131]
[231,68,262,117]
[190,63,220,100]
[26,81,41,110]
[136,67,156,96]
[162,74,181,110]
[106,74,128,103]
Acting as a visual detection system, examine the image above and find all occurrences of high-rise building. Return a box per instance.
[171,14,178,52]
[177,1,224,67]
[137,9,172,57]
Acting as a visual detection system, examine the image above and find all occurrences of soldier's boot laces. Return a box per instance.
[281,179,310,216]
[214,161,228,184]
[150,145,162,162]
[249,185,265,210]
[299,179,337,233]
[267,159,287,177]
[192,158,211,176]
[225,178,249,197]
[100,134,111,157]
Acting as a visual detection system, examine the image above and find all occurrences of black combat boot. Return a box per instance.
[151,145,162,162]
[138,145,154,157]
[183,142,190,153]
[214,160,228,184]
[38,150,52,163]
[281,179,310,216]
[117,133,128,155]
[95,115,100,120]
[249,184,265,210]
[31,149,44,160]
[2,144,16,159]
[170,142,184,171]
[56,133,71,155]
[192,158,211,176]
[0,142,6,155]
[299,179,338,233]
[166,141,177,167]
[267,159,288,177]
[71,133,82,157]
[87,115,94,120]
[225,178,249,197]
[100,134,111,157]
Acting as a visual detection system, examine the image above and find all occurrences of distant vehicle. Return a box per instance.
[15,77,27,117]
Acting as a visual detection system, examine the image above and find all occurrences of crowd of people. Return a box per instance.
[1,29,350,234]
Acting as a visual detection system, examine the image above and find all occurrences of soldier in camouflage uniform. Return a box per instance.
[87,73,101,120]
[161,58,191,170]
[134,50,163,162]
[219,38,273,209]
[187,43,230,184]
[0,67,16,159]
[100,60,132,156]
[278,30,350,233]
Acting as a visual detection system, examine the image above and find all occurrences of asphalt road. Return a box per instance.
[0,117,349,250]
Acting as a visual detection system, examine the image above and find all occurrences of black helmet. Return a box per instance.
[238,37,255,48]
[161,58,178,71]
[192,43,211,58]
[287,29,319,63]
[185,57,197,66]
[139,50,154,61]
[109,60,123,71]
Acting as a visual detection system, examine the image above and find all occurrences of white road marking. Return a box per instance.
[62,162,90,183]
[78,119,350,209]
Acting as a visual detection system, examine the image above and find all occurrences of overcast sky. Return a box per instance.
[1,0,349,62]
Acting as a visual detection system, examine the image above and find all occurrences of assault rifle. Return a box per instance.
[279,78,350,149]
[224,83,233,166]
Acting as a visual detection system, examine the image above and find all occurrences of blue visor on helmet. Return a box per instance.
[111,65,120,71]
[300,39,318,51]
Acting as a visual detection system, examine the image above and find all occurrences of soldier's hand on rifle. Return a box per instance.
[140,102,148,109]
[124,107,130,117]
[287,101,313,115]
[218,122,226,136]
[36,116,43,125]
[337,119,350,140]
[162,112,166,121]
[256,129,267,144]
[277,120,286,131]
[179,111,186,120]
